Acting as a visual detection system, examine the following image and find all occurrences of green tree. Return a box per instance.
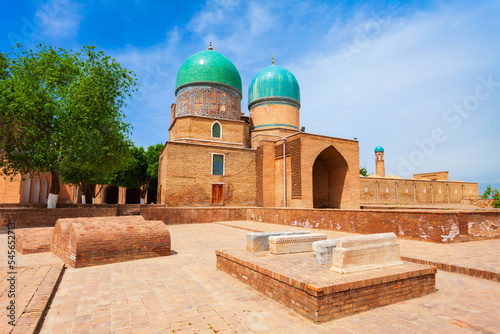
[360,166,368,177]
[108,144,163,204]
[0,43,136,208]
[59,118,132,203]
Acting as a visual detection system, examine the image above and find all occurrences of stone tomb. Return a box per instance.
[51,216,170,268]
[331,233,403,274]
[216,232,436,322]
[312,239,338,265]
[246,231,311,252]
[269,233,327,255]
[15,227,54,254]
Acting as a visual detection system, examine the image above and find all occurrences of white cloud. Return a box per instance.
[35,0,83,40]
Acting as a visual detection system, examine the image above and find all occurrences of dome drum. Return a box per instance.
[175,84,241,121]
[248,96,300,111]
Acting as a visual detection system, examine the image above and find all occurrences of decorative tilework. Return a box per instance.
[176,84,241,120]
[251,123,300,130]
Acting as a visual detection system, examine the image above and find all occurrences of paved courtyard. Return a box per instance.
[2,222,500,333]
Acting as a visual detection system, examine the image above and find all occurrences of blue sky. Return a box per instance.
[1,0,499,193]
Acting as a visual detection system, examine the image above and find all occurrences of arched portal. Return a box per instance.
[103,185,119,204]
[22,174,31,203]
[312,146,348,208]
[147,188,157,204]
[32,176,41,203]
[77,186,94,204]
[125,188,141,204]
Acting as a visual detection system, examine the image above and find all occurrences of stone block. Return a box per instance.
[269,233,327,255]
[51,216,171,268]
[246,231,311,252]
[330,232,403,274]
[312,239,338,264]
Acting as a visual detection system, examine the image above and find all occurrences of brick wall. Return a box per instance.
[52,217,171,268]
[0,206,118,228]
[247,208,500,243]
[360,177,479,204]
[462,198,496,208]
[140,206,247,225]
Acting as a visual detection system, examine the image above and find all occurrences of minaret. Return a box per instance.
[375,146,385,177]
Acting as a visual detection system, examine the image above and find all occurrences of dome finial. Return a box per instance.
[272,53,275,65]
[208,41,213,50]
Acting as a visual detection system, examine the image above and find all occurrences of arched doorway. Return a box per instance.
[22,174,31,203]
[125,188,141,204]
[147,188,157,204]
[103,185,119,204]
[77,186,94,204]
[312,146,348,208]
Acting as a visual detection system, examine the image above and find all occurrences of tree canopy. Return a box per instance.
[108,144,163,204]
[0,43,136,207]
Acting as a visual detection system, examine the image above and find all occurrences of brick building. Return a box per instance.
[158,46,360,209]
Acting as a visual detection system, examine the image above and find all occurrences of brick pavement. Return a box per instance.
[32,222,499,333]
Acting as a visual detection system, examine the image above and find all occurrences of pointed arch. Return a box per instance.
[312,146,348,208]
[211,121,222,138]
[102,185,119,204]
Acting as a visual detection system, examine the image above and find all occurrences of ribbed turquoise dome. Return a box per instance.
[175,50,242,95]
[248,65,300,109]
[375,146,384,153]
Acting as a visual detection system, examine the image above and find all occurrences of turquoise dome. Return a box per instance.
[248,65,300,109]
[175,50,242,95]
[375,146,384,153]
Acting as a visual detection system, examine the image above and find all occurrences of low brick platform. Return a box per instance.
[51,216,170,268]
[15,227,54,254]
[216,249,436,323]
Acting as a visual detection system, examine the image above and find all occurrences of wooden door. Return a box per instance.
[212,184,224,205]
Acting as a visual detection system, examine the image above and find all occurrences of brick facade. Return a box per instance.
[159,141,257,207]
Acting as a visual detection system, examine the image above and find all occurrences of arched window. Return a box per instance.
[212,122,221,138]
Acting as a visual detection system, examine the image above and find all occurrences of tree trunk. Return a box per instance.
[140,197,145,205]
[81,195,86,204]
[47,170,60,209]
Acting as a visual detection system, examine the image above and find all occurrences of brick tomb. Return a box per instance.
[216,233,436,322]
[52,216,170,268]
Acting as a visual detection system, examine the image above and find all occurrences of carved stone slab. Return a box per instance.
[330,233,403,274]
[269,233,327,255]
[246,231,311,252]
[312,239,338,264]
